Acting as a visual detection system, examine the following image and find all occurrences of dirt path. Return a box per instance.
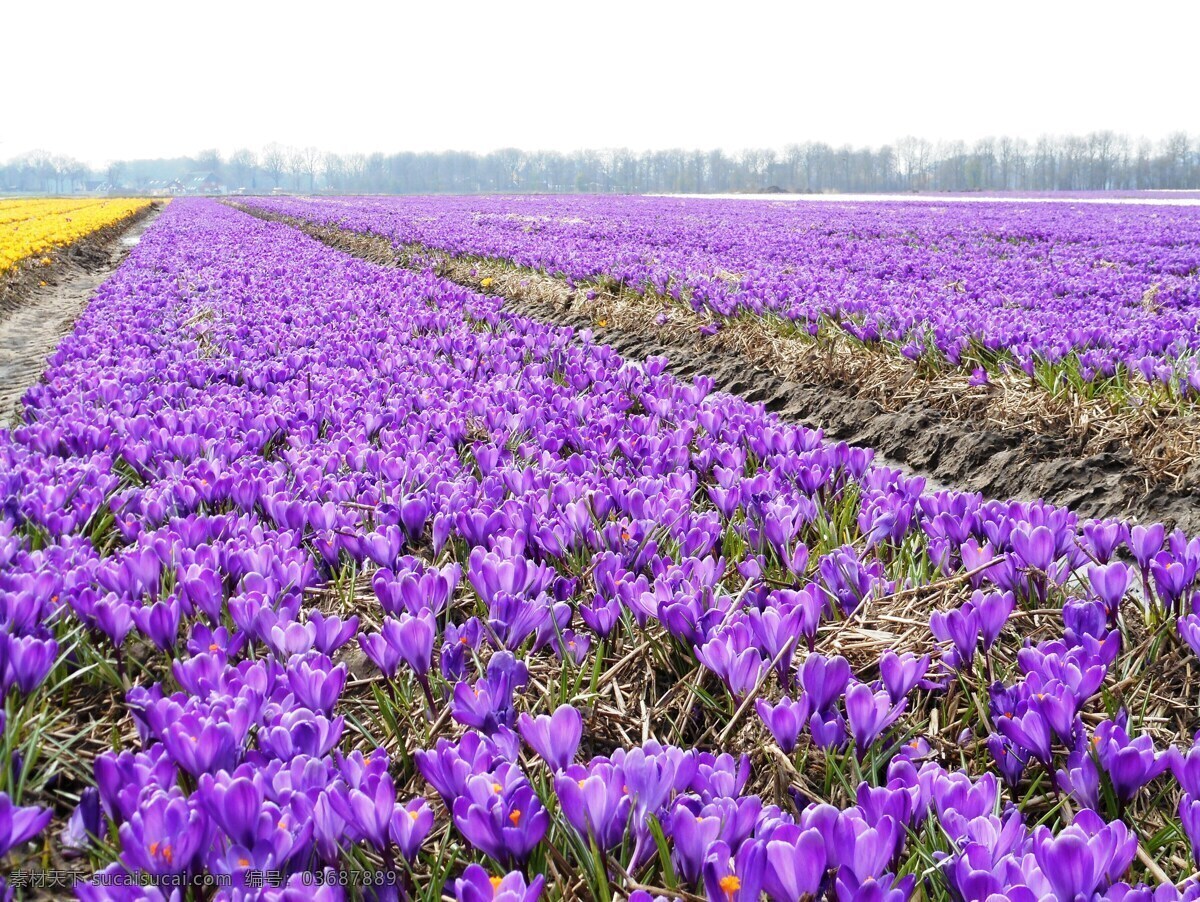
[0,207,162,423]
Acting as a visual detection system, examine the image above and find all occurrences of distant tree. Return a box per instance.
[10,131,1200,197]
[105,160,126,189]
[67,158,90,192]
[262,143,286,188]
[300,146,321,193]
[196,148,222,175]
[285,148,306,192]
[323,153,346,192]
[229,148,258,190]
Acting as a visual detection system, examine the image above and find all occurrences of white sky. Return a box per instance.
[2,0,1196,167]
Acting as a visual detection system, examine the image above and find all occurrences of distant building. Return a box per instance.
[145,179,185,197]
[183,172,225,195]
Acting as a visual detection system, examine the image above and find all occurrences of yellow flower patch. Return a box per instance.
[0,198,152,274]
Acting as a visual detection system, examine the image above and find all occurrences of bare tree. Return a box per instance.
[301,146,321,193]
[8,131,1200,196]
[105,160,125,190]
[262,143,286,189]
[229,148,258,190]
[323,153,346,192]
[195,148,222,174]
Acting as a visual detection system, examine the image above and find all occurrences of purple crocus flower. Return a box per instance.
[667,802,723,885]
[1151,553,1193,610]
[986,734,1028,789]
[161,713,242,777]
[555,760,632,852]
[695,632,766,703]
[118,788,208,875]
[878,651,929,704]
[1129,524,1165,570]
[856,783,915,829]
[196,773,262,848]
[94,596,135,648]
[61,787,101,858]
[131,597,182,652]
[286,656,347,715]
[1030,810,1137,898]
[755,695,810,754]
[799,653,851,713]
[415,732,499,805]
[1180,614,1200,659]
[616,742,692,820]
[395,609,437,700]
[845,682,906,758]
[94,745,177,824]
[452,652,529,734]
[1057,739,1102,810]
[763,824,828,900]
[702,838,766,902]
[258,709,344,760]
[455,863,544,902]
[4,634,58,694]
[833,872,916,902]
[1180,795,1200,868]
[1171,742,1200,797]
[267,618,317,658]
[1011,524,1056,571]
[441,618,484,682]
[517,703,582,772]
[746,603,804,680]
[1029,681,1081,745]
[972,590,1015,650]
[832,812,901,883]
[330,762,396,853]
[1082,520,1127,564]
[389,798,434,862]
[0,794,52,858]
[452,766,548,864]
[554,628,591,665]
[1091,717,1169,804]
[308,610,359,655]
[1089,562,1132,618]
[358,623,402,680]
[809,708,848,752]
[995,707,1054,766]
[364,526,405,569]
[930,770,1000,840]
[399,495,430,541]
[929,604,980,669]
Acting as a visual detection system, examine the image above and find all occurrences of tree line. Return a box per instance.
[4,132,1200,195]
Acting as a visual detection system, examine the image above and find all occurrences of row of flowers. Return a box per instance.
[2,198,1200,899]
[239,195,1200,398]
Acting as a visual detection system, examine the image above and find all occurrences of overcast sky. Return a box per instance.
[3,0,1196,167]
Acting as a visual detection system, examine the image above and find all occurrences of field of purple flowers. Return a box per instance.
[242,195,1200,403]
[3,198,1200,899]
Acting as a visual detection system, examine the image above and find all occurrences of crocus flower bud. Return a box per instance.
[755,696,810,754]
[517,704,583,772]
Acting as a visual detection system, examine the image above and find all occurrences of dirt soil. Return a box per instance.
[0,205,162,423]
[227,203,1200,535]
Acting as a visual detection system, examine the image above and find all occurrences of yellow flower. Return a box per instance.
[0,198,151,275]
[480,277,494,289]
